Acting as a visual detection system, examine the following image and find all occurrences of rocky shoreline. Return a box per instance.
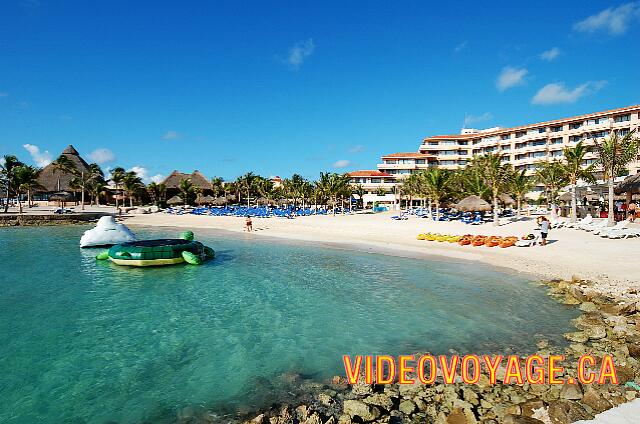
[180,278,640,424]
[0,212,107,226]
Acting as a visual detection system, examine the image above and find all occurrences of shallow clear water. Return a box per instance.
[0,225,578,424]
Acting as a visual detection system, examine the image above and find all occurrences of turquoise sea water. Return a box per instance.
[0,225,578,424]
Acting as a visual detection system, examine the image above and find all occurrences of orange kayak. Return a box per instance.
[485,236,502,247]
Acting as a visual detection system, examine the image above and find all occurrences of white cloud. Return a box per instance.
[88,148,116,165]
[496,67,528,91]
[332,159,351,169]
[464,112,493,127]
[128,166,164,184]
[348,145,365,153]
[161,130,181,140]
[22,144,53,167]
[532,81,607,105]
[285,39,315,70]
[540,47,561,61]
[574,2,640,35]
[0,157,5,166]
[454,41,468,53]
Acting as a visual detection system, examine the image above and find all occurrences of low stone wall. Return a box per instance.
[0,213,109,227]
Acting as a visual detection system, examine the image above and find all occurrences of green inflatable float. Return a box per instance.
[96,230,214,267]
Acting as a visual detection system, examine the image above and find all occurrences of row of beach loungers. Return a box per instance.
[551,215,639,239]
[166,206,349,217]
[392,209,515,224]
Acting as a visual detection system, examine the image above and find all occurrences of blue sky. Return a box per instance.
[1,1,639,182]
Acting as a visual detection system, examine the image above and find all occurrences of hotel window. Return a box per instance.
[501,145,511,151]
[501,134,510,140]
[618,128,631,136]
[550,137,563,144]
[370,178,381,183]
[570,122,582,130]
[550,150,563,157]
[399,159,414,164]
[440,160,456,165]
[459,150,468,155]
[569,135,582,142]
[516,154,527,160]
[458,141,469,145]
[515,142,526,150]
[582,159,597,165]
[587,117,607,126]
[551,125,563,132]
[457,160,468,165]
[428,141,439,145]
[384,160,397,164]
[532,151,546,158]
[529,140,546,147]
[515,131,526,138]
[614,114,631,123]
[415,159,425,164]
[501,156,510,162]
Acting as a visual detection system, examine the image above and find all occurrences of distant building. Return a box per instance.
[36,145,92,199]
[161,170,213,198]
[270,176,284,188]
[347,170,396,206]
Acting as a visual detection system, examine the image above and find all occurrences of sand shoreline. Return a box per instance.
[124,211,640,299]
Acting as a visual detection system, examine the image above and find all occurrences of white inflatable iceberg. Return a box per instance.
[80,216,137,248]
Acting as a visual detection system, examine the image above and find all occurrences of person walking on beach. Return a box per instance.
[245,215,253,232]
[539,216,550,246]
[629,201,637,222]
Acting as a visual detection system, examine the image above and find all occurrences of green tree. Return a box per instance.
[593,129,640,226]
[13,165,43,213]
[352,184,366,209]
[70,163,104,210]
[1,155,24,213]
[178,178,196,206]
[211,177,224,198]
[122,171,144,207]
[51,154,77,193]
[236,172,257,207]
[535,161,568,209]
[110,167,126,208]
[562,141,596,222]
[422,168,452,221]
[472,153,513,226]
[509,169,534,217]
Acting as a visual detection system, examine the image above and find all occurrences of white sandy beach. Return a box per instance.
[124,211,640,298]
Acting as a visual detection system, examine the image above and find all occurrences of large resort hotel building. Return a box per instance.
[349,104,640,207]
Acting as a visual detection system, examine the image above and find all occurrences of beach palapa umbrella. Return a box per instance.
[454,195,491,212]
[558,192,572,203]
[196,195,215,205]
[167,195,184,206]
[498,194,515,206]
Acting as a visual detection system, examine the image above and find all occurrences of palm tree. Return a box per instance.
[13,165,43,213]
[509,169,535,217]
[375,186,387,196]
[236,172,257,207]
[122,171,144,207]
[353,184,366,209]
[535,161,568,209]
[1,155,23,213]
[70,163,104,210]
[562,141,596,222]
[88,180,108,206]
[51,154,77,192]
[110,167,126,208]
[178,178,196,206]
[314,172,332,209]
[400,173,421,210]
[423,168,452,221]
[211,177,224,198]
[472,153,513,226]
[593,129,640,226]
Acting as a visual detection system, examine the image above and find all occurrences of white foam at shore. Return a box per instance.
[575,398,640,423]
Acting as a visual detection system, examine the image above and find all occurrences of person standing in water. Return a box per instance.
[245,215,253,232]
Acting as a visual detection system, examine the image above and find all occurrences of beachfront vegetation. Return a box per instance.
[562,141,596,222]
[534,161,568,207]
[509,169,534,217]
[593,129,640,226]
[469,153,514,226]
[1,155,23,213]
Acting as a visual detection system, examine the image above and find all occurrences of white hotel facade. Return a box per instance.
[349,105,640,206]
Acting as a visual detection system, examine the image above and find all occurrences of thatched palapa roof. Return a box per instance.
[195,195,215,205]
[454,195,491,212]
[37,145,91,192]
[162,170,213,190]
[167,195,184,205]
[615,173,640,195]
